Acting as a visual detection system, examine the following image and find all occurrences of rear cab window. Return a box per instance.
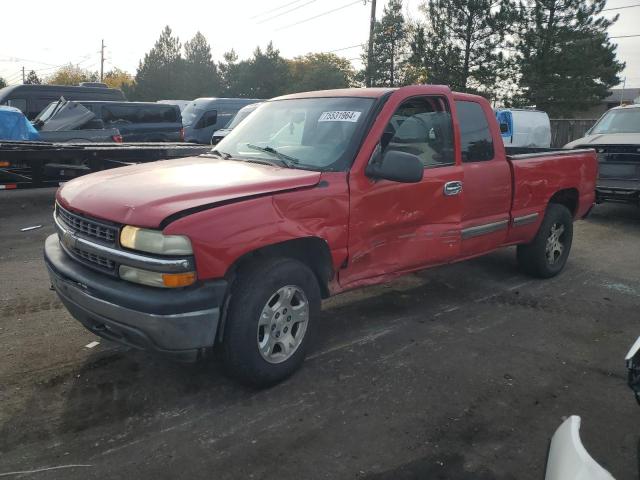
[455,100,495,162]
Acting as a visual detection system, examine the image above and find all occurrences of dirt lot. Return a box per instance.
[1,188,639,479]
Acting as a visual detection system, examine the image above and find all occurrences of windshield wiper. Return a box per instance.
[245,144,299,168]
[210,149,233,160]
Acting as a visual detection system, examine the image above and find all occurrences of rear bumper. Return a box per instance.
[45,234,227,361]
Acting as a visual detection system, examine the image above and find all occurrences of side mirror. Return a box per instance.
[500,123,509,134]
[366,148,424,183]
[626,337,640,405]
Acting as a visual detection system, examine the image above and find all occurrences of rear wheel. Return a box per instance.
[222,257,320,387]
[517,204,573,278]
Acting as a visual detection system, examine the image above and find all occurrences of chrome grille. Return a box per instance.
[56,204,118,244]
[72,248,116,271]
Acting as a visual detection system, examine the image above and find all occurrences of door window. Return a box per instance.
[382,96,455,168]
[196,110,217,129]
[456,100,494,162]
[7,98,27,114]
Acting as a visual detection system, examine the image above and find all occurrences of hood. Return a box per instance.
[57,156,321,228]
[40,101,95,132]
[564,133,640,149]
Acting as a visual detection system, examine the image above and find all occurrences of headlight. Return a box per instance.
[120,226,192,255]
[119,265,196,288]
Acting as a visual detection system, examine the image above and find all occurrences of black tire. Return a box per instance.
[222,257,320,387]
[517,204,574,278]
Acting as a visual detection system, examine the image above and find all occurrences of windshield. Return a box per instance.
[591,108,640,134]
[226,105,258,129]
[215,97,375,171]
[181,103,205,126]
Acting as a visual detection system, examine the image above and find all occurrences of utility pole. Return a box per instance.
[22,66,25,84]
[366,0,377,88]
[100,39,105,82]
[620,77,626,106]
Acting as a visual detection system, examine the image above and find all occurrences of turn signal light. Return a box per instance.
[162,272,197,288]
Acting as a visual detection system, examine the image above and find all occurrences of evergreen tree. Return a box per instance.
[218,49,239,95]
[184,32,219,98]
[229,43,290,98]
[409,0,516,97]
[0,77,6,89]
[363,0,409,87]
[133,26,184,101]
[515,0,624,116]
[24,70,41,85]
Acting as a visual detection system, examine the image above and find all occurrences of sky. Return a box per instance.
[1,0,639,88]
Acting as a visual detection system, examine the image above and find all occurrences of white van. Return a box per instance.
[495,108,551,148]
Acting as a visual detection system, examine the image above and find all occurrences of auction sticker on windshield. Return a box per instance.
[318,111,362,122]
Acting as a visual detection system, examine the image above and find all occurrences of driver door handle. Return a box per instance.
[443,181,463,196]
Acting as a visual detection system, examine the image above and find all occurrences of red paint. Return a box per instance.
[57,85,597,294]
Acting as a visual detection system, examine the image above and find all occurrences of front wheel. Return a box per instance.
[517,204,574,278]
[222,257,320,387]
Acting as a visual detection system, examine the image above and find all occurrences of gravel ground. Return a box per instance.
[1,188,639,479]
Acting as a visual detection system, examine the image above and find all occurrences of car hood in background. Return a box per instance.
[57,156,321,228]
[212,128,231,137]
[40,101,95,132]
[565,133,640,149]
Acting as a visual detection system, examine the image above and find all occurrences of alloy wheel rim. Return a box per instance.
[257,285,309,364]
[545,222,565,265]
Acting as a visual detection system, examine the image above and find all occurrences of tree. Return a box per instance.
[288,53,355,92]
[0,77,6,89]
[184,32,219,98]
[362,0,409,87]
[132,26,184,100]
[224,42,291,98]
[218,49,239,95]
[103,68,134,89]
[408,0,516,97]
[515,0,624,116]
[46,64,98,85]
[24,70,41,85]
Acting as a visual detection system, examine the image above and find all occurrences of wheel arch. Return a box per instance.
[548,188,579,217]
[225,236,334,299]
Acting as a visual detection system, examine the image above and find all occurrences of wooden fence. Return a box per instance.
[550,119,597,148]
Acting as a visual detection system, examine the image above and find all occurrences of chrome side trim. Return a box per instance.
[508,148,595,161]
[54,214,194,273]
[461,220,509,239]
[513,212,539,227]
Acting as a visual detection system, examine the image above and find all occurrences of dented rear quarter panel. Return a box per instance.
[504,151,598,244]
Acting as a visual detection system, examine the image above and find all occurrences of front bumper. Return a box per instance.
[45,234,227,361]
[596,178,640,205]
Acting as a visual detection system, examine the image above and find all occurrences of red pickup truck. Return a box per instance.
[45,85,597,386]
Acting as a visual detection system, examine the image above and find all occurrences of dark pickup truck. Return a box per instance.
[46,85,597,386]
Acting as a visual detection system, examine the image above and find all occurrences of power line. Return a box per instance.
[602,3,640,12]
[326,44,363,53]
[276,0,363,31]
[250,0,309,19]
[257,0,316,24]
